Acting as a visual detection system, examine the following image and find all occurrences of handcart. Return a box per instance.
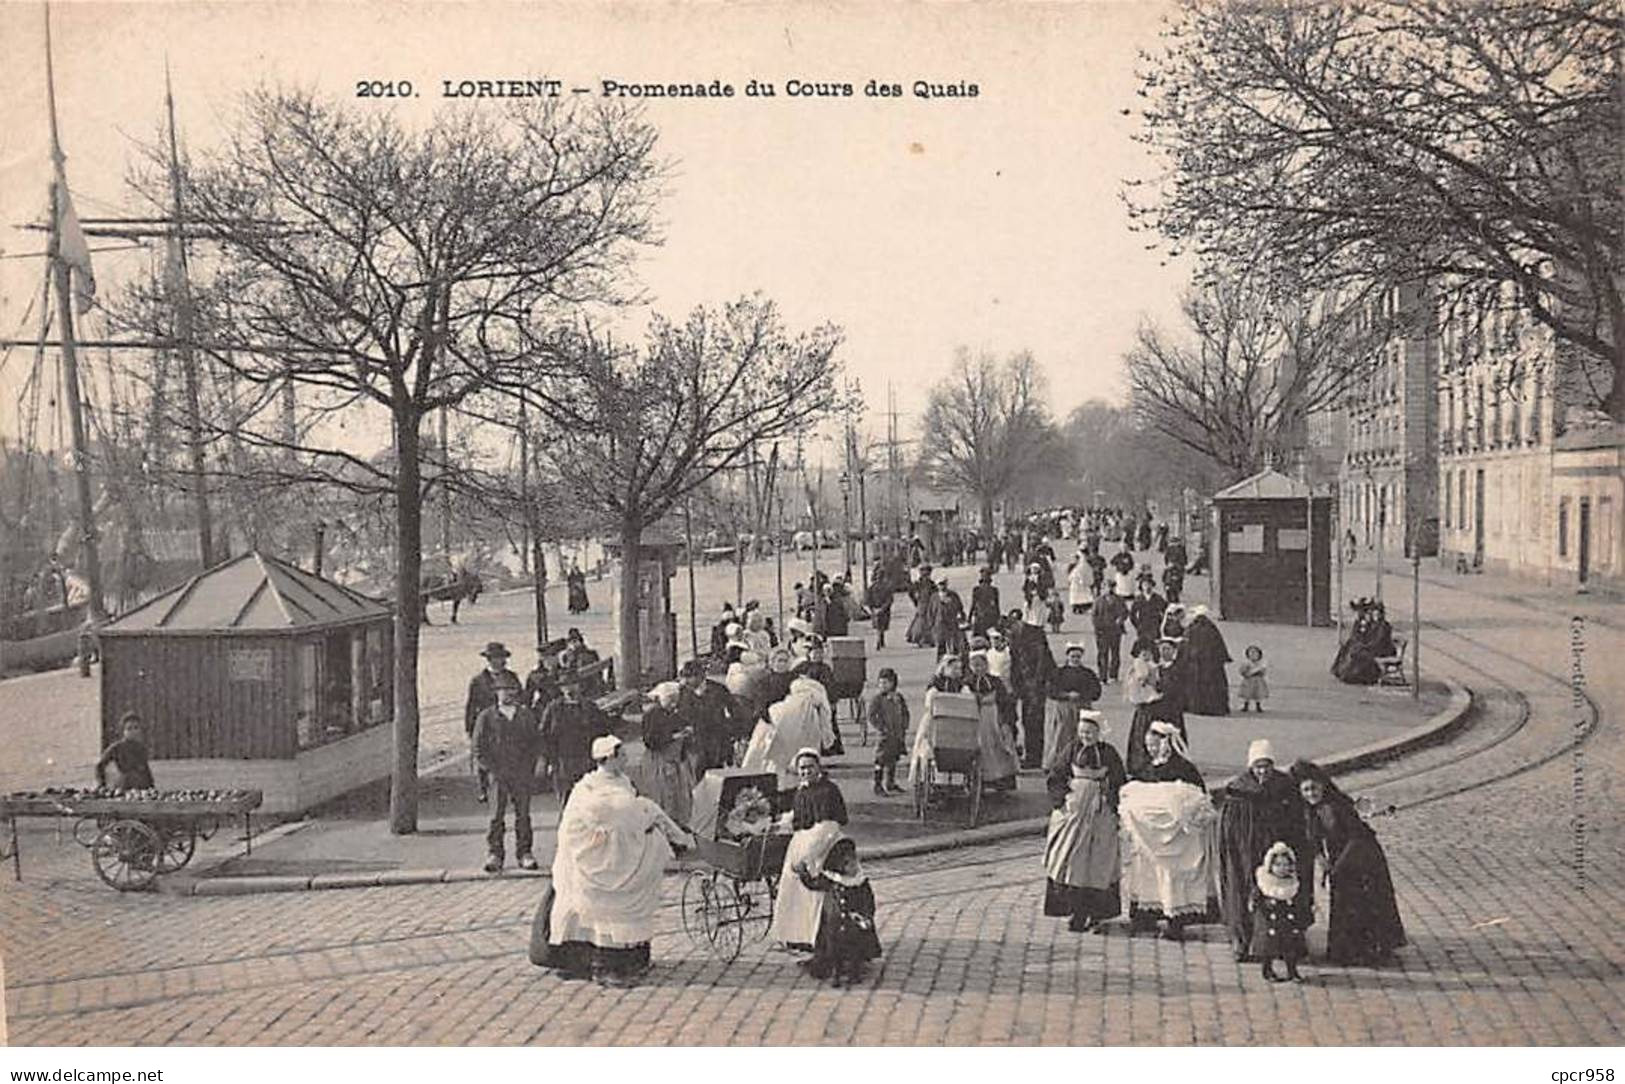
[0,788,263,892]
[910,691,985,828]
[827,636,868,743]
[682,771,791,962]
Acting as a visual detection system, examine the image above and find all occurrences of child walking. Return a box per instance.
[1237,644,1269,713]
[793,837,882,987]
[1250,842,1310,983]
[868,668,910,796]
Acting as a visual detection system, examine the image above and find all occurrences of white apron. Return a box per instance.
[1045,768,1119,889]
[768,820,843,946]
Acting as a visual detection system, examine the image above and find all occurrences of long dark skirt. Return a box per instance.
[1327,837,1407,964]
[529,884,653,978]
[1044,879,1121,923]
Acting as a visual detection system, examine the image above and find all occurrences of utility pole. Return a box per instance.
[439,406,452,558]
[44,8,105,624]
[684,495,699,658]
[164,60,213,568]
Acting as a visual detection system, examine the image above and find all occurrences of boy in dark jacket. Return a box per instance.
[866,668,910,795]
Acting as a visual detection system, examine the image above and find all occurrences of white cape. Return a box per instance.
[1118,780,1218,917]
[740,678,834,788]
[549,769,674,947]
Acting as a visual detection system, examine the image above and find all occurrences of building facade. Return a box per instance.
[1336,282,1438,560]
[1435,282,1622,590]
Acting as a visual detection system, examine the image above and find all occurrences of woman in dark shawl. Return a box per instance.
[1177,606,1231,715]
[1216,739,1313,961]
[1331,598,1396,686]
[1289,760,1406,965]
[905,567,939,647]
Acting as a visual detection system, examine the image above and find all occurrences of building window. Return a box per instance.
[1558,498,1570,558]
[1444,472,1453,529]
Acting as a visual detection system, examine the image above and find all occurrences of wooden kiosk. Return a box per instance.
[97,551,395,814]
[1209,469,1333,627]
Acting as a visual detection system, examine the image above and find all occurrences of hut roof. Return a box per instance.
[1212,469,1314,501]
[102,551,390,634]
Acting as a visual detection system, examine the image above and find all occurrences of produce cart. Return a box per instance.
[682,771,790,961]
[908,691,984,827]
[0,787,262,891]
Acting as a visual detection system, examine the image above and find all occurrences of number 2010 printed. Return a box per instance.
[356,80,414,98]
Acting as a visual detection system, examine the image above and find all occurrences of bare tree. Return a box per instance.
[138,88,661,833]
[1125,275,1399,476]
[1127,0,1624,417]
[918,349,1057,532]
[535,296,842,684]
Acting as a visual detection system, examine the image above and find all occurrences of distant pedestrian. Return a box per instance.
[1237,645,1269,713]
[473,677,541,872]
[465,642,518,804]
[1092,588,1126,684]
[566,564,590,614]
[540,675,614,810]
[867,668,910,796]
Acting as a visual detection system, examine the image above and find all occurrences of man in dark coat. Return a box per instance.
[866,562,894,649]
[524,649,562,714]
[539,675,614,810]
[1129,579,1168,645]
[932,580,967,659]
[1091,587,1127,683]
[1216,740,1313,961]
[1178,607,1232,715]
[465,642,519,803]
[473,677,542,872]
[1008,617,1056,768]
[968,567,1001,638]
[678,658,744,771]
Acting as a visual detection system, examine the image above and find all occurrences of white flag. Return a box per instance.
[54,175,96,314]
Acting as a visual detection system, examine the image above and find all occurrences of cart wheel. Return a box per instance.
[967,761,984,828]
[733,875,774,942]
[92,820,161,891]
[680,869,715,948]
[913,763,932,821]
[698,878,746,962]
[155,823,197,873]
[73,817,104,848]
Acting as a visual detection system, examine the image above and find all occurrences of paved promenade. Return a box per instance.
[2,548,1619,1045]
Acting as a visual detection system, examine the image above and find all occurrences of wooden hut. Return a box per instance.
[97,551,394,814]
[1209,469,1333,627]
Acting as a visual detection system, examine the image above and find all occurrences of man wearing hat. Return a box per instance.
[540,672,615,810]
[465,642,518,803]
[678,657,745,771]
[969,566,1001,639]
[472,675,542,873]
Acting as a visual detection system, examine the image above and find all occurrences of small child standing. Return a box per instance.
[794,838,882,987]
[1250,842,1310,983]
[1237,644,1269,713]
[868,668,910,796]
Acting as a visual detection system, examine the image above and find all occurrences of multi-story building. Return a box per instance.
[1335,282,1438,560]
[1437,282,1622,589]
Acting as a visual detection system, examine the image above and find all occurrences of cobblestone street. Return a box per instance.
[3,569,1620,1046]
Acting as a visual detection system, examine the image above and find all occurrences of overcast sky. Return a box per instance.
[0,0,1191,458]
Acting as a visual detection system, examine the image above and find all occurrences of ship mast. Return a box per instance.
[164,59,215,566]
[44,6,106,623]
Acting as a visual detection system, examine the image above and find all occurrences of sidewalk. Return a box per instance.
[177,558,1455,891]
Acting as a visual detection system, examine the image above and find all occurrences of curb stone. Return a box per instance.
[167,674,1472,896]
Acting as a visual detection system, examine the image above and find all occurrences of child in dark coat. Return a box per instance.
[867,668,910,796]
[1250,842,1311,983]
[794,838,882,987]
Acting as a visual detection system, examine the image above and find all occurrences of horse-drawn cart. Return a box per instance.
[0,788,262,891]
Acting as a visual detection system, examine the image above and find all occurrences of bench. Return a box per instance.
[1376,636,1409,687]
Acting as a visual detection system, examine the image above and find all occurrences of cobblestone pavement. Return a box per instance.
[3,564,1620,1046]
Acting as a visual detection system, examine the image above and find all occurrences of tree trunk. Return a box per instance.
[531,530,549,648]
[616,516,643,688]
[979,493,996,544]
[389,408,424,835]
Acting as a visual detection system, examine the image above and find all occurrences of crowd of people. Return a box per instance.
[460,507,1405,990]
